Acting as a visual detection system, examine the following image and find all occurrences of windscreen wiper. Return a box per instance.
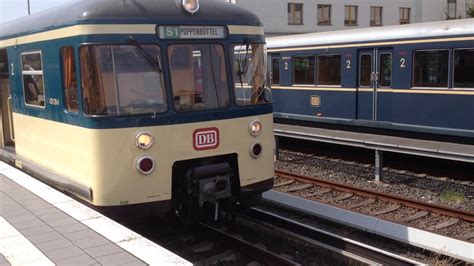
[237,41,250,89]
[126,36,163,73]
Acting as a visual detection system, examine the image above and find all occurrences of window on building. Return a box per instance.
[317,5,331,25]
[370,6,383,26]
[379,53,392,87]
[359,54,372,87]
[447,0,457,19]
[454,49,474,88]
[345,5,358,26]
[22,51,45,107]
[318,55,341,86]
[272,57,280,85]
[61,47,78,112]
[413,50,449,88]
[288,3,303,25]
[293,56,314,85]
[400,7,411,24]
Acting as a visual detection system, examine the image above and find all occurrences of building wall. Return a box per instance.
[228,0,470,35]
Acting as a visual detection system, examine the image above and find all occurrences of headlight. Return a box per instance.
[135,131,154,150]
[249,120,262,136]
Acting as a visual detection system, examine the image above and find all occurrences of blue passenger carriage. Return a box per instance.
[267,19,474,139]
[0,0,273,219]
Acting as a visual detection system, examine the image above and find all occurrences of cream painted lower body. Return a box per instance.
[12,113,274,206]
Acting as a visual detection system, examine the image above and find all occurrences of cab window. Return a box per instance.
[231,43,271,106]
[21,51,45,107]
[61,47,79,112]
[80,44,166,116]
[169,44,230,111]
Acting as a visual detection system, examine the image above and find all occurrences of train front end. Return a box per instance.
[72,2,274,219]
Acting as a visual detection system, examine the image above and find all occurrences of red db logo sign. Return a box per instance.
[193,127,219,151]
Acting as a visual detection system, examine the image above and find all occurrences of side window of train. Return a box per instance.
[272,57,280,85]
[318,54,341,86]
[379,53,392,87]
[413,50,449,88]
[359,54,372,87]
[21,51,45,107]
[453,48,474,89]
[0,49,8,75]
[61,47,79,112]
[293,55,315,85]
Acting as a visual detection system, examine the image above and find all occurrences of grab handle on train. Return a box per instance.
[7,95,14,142]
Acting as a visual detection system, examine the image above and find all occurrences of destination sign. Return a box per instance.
[158,26,227,39]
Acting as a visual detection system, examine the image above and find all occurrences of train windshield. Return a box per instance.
[80,45,167,116]
[168,44,230,112]
[231,43,272,106]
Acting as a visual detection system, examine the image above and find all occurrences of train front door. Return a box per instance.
[357,48,393,121]
[0,49,15,149]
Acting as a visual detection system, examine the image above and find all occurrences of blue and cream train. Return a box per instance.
[266,19,474,139]
[0,0,274,219]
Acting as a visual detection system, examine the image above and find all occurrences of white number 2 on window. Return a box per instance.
[400,58,406,68]
[284,62,289,70]
[346,60,351,69]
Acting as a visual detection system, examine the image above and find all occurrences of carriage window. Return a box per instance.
[80,44,166,116]
[169,44,229,111]
[61,47,78,112]
[293,56,314,85]
[231,43,271,106]
[413,50,449,88]
[318,55,341,86]
[0,49,8,75]
[454,49,474,88]
[21,52,45,107]
[360,54,372,87]
[379,53,392,87]
[272,57,280,85]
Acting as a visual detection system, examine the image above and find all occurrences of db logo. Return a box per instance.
[193,127,220,151]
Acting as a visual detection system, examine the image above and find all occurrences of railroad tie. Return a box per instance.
[281,184,313,193]
[460,231,474,241]
[426,218,459,231]
[373,204,401,215]
[274,180,295,188]
[397,211,429,223]
[351,198,376,208]
[325,193,353,203]
[305,188,332,197]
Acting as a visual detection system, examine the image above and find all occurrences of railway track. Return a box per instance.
[228,207,419,265]
[195,222,298,265]
[274,170,474,242]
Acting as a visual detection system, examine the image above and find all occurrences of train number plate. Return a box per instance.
[193,127,220,151]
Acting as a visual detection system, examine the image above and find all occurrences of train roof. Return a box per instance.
[0,0,262,40]
[266,19,474,50]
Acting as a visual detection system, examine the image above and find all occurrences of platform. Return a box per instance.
[0,161,190,265]
[274,123,474,163]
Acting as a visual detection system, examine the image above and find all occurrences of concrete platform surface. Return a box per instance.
[0,161,190,265]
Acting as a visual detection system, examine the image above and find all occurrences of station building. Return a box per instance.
[226,0,474,36]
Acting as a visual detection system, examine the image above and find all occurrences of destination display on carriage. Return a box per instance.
[158,26,227,39]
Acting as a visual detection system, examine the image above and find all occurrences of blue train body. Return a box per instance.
[267,19,474,138]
